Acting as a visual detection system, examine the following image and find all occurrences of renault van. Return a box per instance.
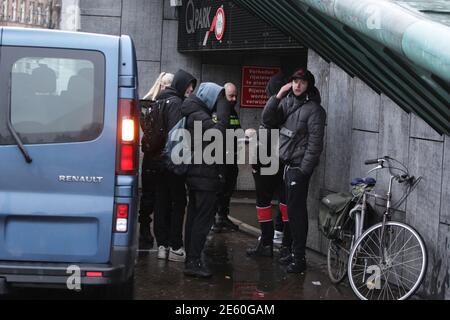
[0,27,140,297]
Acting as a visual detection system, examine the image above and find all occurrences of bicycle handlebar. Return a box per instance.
[397,174,416,184]
[364,156,419,185]
[364,159,380,165]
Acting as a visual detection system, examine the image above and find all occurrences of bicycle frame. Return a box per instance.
[351,171,402,269]
[349,177,391,249]
[379,175,397,264]
[349,194,366,243]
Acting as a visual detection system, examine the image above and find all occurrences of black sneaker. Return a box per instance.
[286,257,307,273]
[278,246,293,265]
[246,241,273,257]
[184,259,212,278]
[211,221,224,233]
[221,216,239,231]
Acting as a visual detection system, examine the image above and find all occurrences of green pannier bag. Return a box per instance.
[318,192,354,239]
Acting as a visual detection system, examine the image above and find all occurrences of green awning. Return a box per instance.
[233,0,450,135]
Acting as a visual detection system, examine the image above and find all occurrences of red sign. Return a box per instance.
[203,5,226,46]
[241,66,280,108]
[214,7,226,41]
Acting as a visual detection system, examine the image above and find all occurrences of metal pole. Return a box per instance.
[298,0,450,83]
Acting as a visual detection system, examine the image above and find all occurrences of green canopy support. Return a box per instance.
[233,0,450,135]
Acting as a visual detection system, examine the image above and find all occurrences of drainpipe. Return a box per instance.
[298,0,450,83]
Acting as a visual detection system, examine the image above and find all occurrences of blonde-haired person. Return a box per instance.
[143,72,174,101]
[138,71,173,249]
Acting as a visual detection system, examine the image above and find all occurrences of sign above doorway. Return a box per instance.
[241,66,280,108]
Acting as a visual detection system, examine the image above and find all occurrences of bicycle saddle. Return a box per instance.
[351,177,377,186]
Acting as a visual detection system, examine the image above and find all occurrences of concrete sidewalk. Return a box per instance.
[227,195,287,238]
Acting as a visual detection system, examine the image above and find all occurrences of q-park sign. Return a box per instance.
[185,0,226,46]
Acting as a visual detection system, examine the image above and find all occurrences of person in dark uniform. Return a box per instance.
[212,82,241,233]
[181,82,231,278]
[262,68,326,273]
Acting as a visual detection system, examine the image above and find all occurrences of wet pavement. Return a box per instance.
[0,230,356,300]
[134,230,355,300]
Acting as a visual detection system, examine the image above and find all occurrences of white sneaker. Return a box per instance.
[157,246,168,260]
[168,247,186,262]
[273,231,283,245]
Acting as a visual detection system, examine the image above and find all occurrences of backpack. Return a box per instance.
[318,192,355,240]
[139,98,173,157]
[161,117,192,175]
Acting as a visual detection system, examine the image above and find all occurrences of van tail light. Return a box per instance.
[115,204,129,233]
[86,272,103,278]
[116,99,139,175]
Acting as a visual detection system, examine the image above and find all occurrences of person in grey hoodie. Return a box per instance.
[180,82,231,278]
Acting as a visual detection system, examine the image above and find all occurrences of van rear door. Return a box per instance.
[0,28,120,264]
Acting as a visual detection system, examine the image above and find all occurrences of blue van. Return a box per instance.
[0,27,139,297]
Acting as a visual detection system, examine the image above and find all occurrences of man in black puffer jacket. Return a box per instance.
[262,68,326,273]
[181,82,231,278]
[153,69,196,262]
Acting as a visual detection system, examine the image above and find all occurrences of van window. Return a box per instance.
[0,47,105,144]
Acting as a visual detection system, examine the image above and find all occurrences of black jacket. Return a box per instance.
[262,87,326,176]
[143,69,196,168]
[181,89,231,191]
[214,105,241,165]
[171,69,197,100]
[156,69,197,132]
[155,88,182,130]
[250,123,279,171]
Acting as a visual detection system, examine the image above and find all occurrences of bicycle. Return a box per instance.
[326,156,427,300]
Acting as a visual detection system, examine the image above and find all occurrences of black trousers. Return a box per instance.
[217,165,239,217]
[153,170,187,249]
[185,190,217,260]
[285,167,310,258]
[138,155,159,227]
[253,165,284,208]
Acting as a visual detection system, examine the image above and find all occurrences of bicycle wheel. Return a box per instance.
[327,212,355,284]
[327,238,351,284]
[348,221,427,300]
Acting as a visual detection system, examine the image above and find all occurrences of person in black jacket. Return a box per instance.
[181,82,231,278]
[212,82,241,233]
[262,68,326,273]
[139,72,174,249]
[153,69,197,262]
[264,64,299,248]
[246,125,290,259]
